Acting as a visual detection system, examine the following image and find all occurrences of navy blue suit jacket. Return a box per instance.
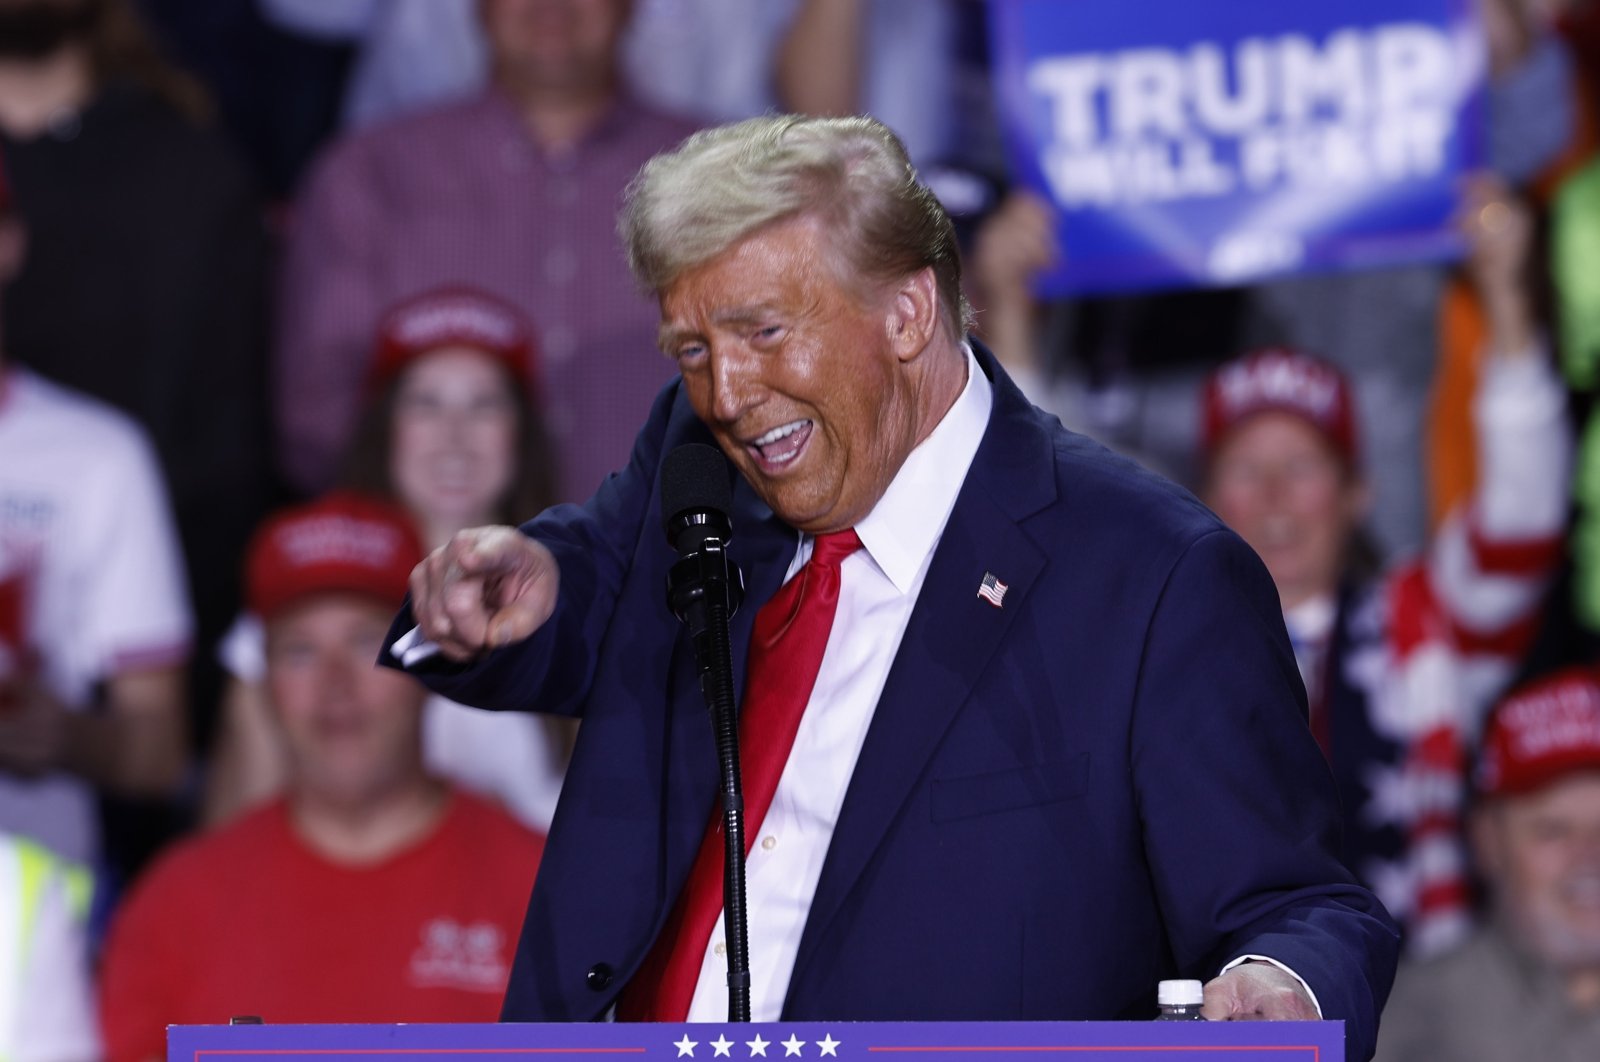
[386,344,1399,1057]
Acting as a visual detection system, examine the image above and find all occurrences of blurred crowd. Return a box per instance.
[0,0,1598,1059]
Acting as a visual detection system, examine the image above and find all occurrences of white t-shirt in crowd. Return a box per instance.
[0,369,193,866]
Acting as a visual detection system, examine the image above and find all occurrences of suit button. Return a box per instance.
[586,963,614,990]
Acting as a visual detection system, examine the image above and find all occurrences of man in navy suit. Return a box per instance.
[386,115,1399,1056]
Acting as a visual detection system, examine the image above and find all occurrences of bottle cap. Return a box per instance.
[1158,979,1204,1006]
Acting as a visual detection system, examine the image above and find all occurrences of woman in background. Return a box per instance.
[206,286,570,832]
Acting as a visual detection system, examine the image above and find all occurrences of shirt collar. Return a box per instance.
[849,344,992,594]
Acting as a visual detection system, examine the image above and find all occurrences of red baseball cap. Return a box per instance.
[246,492,424,622]
[1201,348,1359,465]
[368,286,537,396]
[1477,667,1600,797]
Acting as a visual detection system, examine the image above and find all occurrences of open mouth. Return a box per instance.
[747,419,812,470]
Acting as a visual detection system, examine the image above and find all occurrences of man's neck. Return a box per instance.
[288,775,450,867]
[0,48,93,138]
[495,71,618,151]
[909,336,972,450]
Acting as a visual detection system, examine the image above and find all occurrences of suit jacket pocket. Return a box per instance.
[930,754,1090,823]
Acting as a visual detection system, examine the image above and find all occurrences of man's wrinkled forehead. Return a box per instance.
[654,218,840,342]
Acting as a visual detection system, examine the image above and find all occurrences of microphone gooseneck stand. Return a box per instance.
[662,444,751,1022]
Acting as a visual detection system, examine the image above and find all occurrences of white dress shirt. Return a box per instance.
[681,347,1322,1022]
[685,348,992,1021]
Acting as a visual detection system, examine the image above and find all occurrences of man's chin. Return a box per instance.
[744,480,834,533]
[1518,914,1600,969]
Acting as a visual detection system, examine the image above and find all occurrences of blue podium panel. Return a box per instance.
[169,1020,1344,1062]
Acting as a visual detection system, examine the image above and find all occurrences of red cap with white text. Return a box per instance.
[245,492,423,621]
[1201,348,1359,465]
[1477,666,1600,796]
[368,285,537,395]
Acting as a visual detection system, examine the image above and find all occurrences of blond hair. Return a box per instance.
[619,114,972,336]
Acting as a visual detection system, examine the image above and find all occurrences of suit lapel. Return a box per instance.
[785,348,1061,998]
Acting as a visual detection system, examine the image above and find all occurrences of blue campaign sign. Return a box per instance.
[988,0,1486,294]
[169,1020,1345,1062]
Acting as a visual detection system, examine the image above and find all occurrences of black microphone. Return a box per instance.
[662,442,733,548]
[661,443,744,631]
[659,443,751,1022]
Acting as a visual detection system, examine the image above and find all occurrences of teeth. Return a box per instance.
[752,420,808,447]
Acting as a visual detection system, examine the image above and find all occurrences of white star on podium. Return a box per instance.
[747,1035,771,1057]
[712,1036,734,1057]
[816,1035,840,1057]
[674,1036,698,1057]
[781,1034,806,1057]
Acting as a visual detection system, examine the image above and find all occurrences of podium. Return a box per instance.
[169,1020,1344,1061]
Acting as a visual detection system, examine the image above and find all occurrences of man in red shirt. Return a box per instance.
[99,493,544,1062]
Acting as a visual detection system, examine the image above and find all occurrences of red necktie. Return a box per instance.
[617,529,863,1021]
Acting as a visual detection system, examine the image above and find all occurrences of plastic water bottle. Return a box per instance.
[1156,979,1205,1020]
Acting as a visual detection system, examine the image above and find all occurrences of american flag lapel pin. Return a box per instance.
[977,571,1008,608]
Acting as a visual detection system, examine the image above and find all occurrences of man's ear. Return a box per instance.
[885,266,940,363]
[0,219,27,285]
